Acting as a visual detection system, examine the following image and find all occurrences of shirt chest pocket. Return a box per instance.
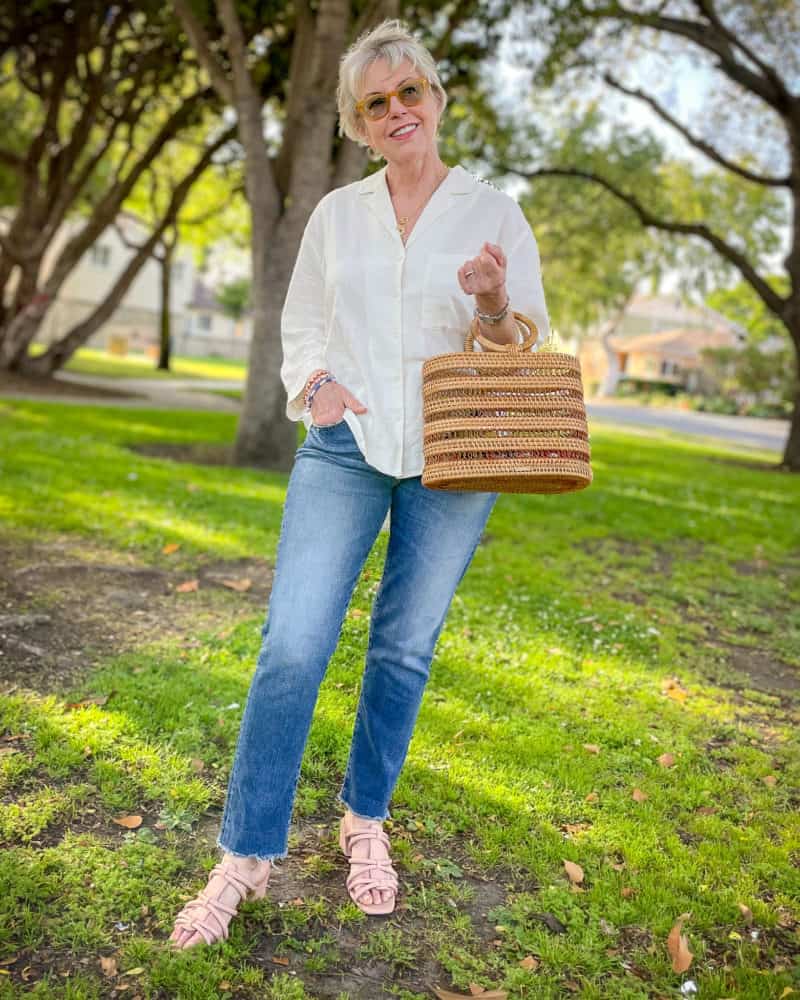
[421,252,473,335]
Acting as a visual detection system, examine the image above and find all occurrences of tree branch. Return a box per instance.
[501,162,788,317]
[603,73,791,187]
[172,0,234,105]
[577,1,793,114]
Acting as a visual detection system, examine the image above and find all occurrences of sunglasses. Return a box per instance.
[355,77,430,121]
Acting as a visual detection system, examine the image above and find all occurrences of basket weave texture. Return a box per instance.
[421,312,592,494]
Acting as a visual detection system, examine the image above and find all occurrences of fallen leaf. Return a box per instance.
[349,608,365,618]
[271,956,289,966]
[662,677,689,702]
[433,989,507,1000]
[219,982,231,990]
[666,912,694,973]
[585,791,599,802]
[695,805,716,815]
[621,887,635,898]
[122,967,145,976]
[112,815,142,829]
[763,774,778,786]
[632,788,648,802]
[64,694,110,709]
[99,956,117,978]
[737,902,753,924]
[519,955,539,971]
[162,543,181,555]
[583,743,600,754]
[221,578,252,592]
[779,988,797,998]
[563,860,584,884]
[657,753,676,768]
[190,758,205,773]
[176,579,199,593]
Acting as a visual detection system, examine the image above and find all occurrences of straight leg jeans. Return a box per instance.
[216,420,497,861]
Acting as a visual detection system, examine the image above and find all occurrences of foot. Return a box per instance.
[339,809,398,911]
[169,853,271,950]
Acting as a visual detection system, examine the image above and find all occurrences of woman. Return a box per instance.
[170,18,549,950]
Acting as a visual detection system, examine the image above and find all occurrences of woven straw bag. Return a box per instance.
[421,311,592,494]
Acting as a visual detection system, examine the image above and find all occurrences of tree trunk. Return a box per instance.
[232,0,351,470]
[158,235,176,371]
[780,314,800,470]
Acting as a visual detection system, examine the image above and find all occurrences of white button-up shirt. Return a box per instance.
[280,163,551,478]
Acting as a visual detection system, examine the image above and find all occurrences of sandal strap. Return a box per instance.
[343,828,391,852]
[173,860,270,945]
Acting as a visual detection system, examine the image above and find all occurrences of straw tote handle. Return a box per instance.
[464,311,539,353]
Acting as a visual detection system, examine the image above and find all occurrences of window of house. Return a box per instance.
[196,314,212,332]
[90,245,111,267]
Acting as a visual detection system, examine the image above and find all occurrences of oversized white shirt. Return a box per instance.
[280,163,551,478]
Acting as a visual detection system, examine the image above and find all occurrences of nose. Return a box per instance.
[387,93,409,116]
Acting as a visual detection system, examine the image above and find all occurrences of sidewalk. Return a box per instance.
[1,371,244,413]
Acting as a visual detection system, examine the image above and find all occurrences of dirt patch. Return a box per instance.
[0,371,140,400]
[702,625,800,696]
[0,537,273,696]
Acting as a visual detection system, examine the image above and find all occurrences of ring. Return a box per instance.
[465,270,475,277]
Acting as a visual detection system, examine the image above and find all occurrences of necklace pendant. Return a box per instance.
[397,216,409,237]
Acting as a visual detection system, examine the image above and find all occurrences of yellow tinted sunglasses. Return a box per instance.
[355,78,430,121]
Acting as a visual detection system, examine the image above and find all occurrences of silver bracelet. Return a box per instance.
[474,297,510,325]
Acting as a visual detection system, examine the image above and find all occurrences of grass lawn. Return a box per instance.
[0,398,798,999]
[30,346,248,381]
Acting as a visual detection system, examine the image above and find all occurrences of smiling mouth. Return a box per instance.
[390,122,418,138]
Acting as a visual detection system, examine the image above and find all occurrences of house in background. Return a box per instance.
[175,278,253,361]
[37,213,196,356]
[32,214,251,361]
[578,294,746,396]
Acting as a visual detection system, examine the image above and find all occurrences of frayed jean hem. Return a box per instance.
[215,834,289,863]
[336,790,391,822]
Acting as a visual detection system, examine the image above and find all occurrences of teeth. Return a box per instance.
[392,123,417,137]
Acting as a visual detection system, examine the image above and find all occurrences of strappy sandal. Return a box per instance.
[169,859,271,949]
[338,813,398,915]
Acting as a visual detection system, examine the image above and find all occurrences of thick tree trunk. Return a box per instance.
[232,0,351,470]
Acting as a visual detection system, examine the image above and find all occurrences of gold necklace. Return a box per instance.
[395,166,450,238]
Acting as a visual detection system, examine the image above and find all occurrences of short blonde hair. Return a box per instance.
[337,19,448,151]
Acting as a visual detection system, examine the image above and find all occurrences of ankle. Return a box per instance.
[222,852,271,873]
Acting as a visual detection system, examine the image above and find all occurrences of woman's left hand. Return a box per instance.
[457,242,506,299]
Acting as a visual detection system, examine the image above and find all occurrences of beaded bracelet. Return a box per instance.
[306,375,336,409]
[302,368,329,404]
[474,296,510,325]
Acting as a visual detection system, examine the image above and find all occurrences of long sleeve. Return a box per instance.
[280,200,330,421]
[501,201,551,349]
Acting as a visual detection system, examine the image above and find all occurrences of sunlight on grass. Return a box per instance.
[0,398,798,999]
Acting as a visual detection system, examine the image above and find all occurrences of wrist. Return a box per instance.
[474,286,507,315]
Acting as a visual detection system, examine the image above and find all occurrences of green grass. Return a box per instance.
[0,397,798,999]
[29,345,247,381]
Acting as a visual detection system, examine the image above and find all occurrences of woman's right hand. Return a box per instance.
[310,380,368,427]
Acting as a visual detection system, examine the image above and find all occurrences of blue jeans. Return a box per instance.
[216,419,497,861]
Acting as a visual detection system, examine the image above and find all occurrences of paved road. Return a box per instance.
[586,400,788,454]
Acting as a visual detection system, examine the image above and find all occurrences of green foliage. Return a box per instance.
[215,278,251,320]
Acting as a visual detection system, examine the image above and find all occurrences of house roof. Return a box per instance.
[608,326,741,358]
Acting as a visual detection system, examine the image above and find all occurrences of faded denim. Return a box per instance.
[216,419,497,861]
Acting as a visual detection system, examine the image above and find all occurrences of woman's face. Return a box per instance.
[357,58,441,164]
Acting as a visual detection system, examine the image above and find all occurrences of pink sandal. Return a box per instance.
[169,859,271,948]
[338,813,398,915]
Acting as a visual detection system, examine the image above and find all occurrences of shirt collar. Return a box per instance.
[356,164,475,246]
